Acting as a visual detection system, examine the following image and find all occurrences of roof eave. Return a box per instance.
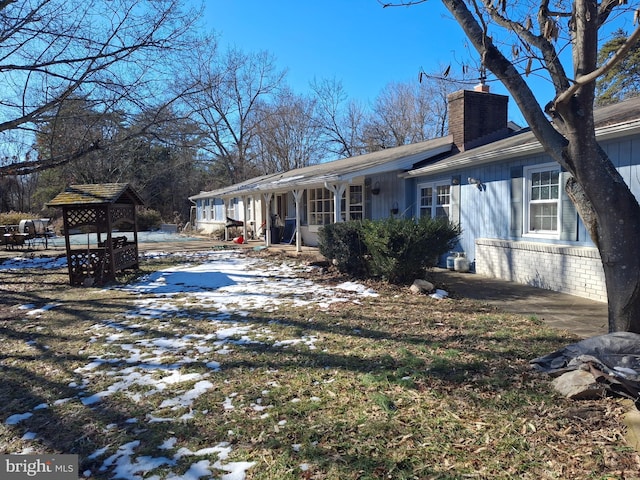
[402,118,640,178]
[218,140,455,196]
[401,139,542,178]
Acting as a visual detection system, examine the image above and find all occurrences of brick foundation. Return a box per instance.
[475,238,606,302]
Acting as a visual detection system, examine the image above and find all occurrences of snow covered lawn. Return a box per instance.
[1,250,378,479]
[2,248,637,479]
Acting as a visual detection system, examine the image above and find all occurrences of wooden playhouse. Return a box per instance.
[47,183,144,286]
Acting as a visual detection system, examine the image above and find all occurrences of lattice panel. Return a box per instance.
[68,250,112,285]
[111,205,134,225]
[113,245,138,271]
[65,207,109,229]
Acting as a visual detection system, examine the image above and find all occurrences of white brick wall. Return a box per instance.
[475,238,606,302]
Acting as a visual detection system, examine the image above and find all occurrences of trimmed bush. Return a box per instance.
[318,221,368,278]
[362,217,460,283]
[319,217,460,283]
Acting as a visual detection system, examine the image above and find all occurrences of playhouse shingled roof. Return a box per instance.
[47,183,144,207]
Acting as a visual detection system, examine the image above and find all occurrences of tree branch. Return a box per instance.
[0,0,17,10]
[555,25,640,107]
[479,0,571,94]
[0,141,102,176]
[440,0,565,150]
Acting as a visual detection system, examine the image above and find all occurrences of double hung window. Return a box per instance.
[348,185,364,220]
[418,182,451,219]
[309,185,364,225]
[524,164,560,236]
[227,198,237,220]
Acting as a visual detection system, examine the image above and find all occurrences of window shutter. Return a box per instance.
[364,178,373,220]
[510,166,523,237]
[450,182,460,225]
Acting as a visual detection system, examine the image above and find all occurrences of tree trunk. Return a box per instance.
[564,140,640,333]
[439,0,640,332]
[552,84,640,333]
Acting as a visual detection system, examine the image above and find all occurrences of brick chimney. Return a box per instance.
[447,84,509,152]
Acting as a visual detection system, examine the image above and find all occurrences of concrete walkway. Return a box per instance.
[431,268,609,338]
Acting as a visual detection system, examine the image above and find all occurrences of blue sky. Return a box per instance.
[196,0,559,126]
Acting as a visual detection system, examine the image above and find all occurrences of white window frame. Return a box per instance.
[227,198,238,220]
[211,199,219,221]
[308,187,333,226]
[523,163,561,239]
[417,181,451,220]
[245,197,252,223]
[203,199,210,221]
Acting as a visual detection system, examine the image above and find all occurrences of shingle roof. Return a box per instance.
[593,95,640,126]
[189,173,281,200]
[404,95,640,177]
[190,136,454,199]
[47,183,144,207]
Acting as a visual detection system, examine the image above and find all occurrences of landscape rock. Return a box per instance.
[552,369,606,400]
[410,279,435,294]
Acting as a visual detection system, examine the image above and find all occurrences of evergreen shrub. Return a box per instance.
[136,207,162,231]
[318,221,368,278]
[362,217,460,283]
[319,217,460,283]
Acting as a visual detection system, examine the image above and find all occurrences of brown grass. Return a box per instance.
[0,251,638,479]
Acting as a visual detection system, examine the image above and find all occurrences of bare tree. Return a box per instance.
[0,0,201,176]
[419,68,479,136]
[0,136,39,210]
[182,45,286,187]
[383,0,640,332]
[310,78,368,158]
[35,96,129,184]
[312,74,470,156]
[251,89,326,174]
[363,77,469,150]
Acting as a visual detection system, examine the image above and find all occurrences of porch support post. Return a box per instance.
[325,182,347,223]
[223,198,229,241]
[292,189,304,253]
[248,194,257,240]
[241,195,249,241]
[263,192,273,247]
